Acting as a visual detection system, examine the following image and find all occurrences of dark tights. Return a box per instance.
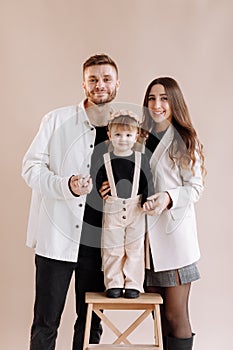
[145,271,192,339]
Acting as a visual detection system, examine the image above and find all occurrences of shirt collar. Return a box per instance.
[76,99,92,126]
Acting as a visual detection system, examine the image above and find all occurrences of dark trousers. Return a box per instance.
[30,245,105,350]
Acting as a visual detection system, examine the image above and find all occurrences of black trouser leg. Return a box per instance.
[72,245,105,350]
[30,255,75,350]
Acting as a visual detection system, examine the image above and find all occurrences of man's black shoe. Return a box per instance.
[124,289,140,299]
[106,288,123,298]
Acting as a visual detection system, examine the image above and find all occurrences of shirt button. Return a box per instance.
[87,164,90,168]
[123,200,126,204]
[90,127,94,131]
[122,216,126,219]
[123,208,126,211]
[79,204,83,207]
[75,225,79,228]
[90,144,93,148]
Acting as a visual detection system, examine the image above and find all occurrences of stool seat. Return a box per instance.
[83,292,163,350]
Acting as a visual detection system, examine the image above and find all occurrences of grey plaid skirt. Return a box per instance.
[145,263,200,287]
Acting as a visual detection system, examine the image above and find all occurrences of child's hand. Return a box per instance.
[143,192,171,215]
[143,200,155,214]
[78,174,91,188]
[143,199,159,216]
[99,181,110,200]
[70,174,93,196]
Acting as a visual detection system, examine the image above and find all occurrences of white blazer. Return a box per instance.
[22,102,97,262]
[147,124,204,272]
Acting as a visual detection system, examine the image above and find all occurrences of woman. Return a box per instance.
[142,77,205,350]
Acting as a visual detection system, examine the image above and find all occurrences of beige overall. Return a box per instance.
[102,151,145,292]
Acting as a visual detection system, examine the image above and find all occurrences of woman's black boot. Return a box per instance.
[166,333,195,349]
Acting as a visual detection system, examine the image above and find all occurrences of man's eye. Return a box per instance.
[104,77,112,82]
[148,97,155,101]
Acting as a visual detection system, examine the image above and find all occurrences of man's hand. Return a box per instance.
[70,174,93,196]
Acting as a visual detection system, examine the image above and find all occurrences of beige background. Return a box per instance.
[1,0,233,349]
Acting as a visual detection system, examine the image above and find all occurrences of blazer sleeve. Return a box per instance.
[166,150,204,209]
[21,113,74,201]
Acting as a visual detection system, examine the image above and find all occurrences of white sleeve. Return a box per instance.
[22,113,74,200]
[166,151,204,209]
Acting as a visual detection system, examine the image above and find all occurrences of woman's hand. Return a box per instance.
[143,192,172,215]
[99,181,111,200]
[70,174,93,196]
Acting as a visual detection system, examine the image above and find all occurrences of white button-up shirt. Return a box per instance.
[22,101,97,261]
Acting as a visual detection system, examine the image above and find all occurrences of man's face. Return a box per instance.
[82,64,120,105]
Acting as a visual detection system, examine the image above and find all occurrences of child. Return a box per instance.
[96,110,154,298]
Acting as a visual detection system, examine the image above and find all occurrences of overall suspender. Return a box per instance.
[103,151,141,198]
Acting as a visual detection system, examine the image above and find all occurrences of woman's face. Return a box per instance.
[147,84,172,131]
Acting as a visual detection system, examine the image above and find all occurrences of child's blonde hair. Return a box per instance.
[108,111,140,132]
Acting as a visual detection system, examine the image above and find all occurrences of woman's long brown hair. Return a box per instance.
[141,77,206,176]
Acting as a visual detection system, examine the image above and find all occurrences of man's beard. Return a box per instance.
[86,87,117,105]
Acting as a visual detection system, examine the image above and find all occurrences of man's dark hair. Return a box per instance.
[83,54,118,77]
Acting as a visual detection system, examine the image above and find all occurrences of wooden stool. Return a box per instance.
[83,292,163,350]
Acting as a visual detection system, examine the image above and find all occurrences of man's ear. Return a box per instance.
[107,130,111,140]
[116,80,120,91]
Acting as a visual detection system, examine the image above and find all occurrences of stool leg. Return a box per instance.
[83,303,93,350]
[154,304,163,349]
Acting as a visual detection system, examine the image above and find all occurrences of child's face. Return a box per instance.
[108,125,138,156]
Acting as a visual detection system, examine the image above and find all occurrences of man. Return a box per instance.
[22,54,120,349]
